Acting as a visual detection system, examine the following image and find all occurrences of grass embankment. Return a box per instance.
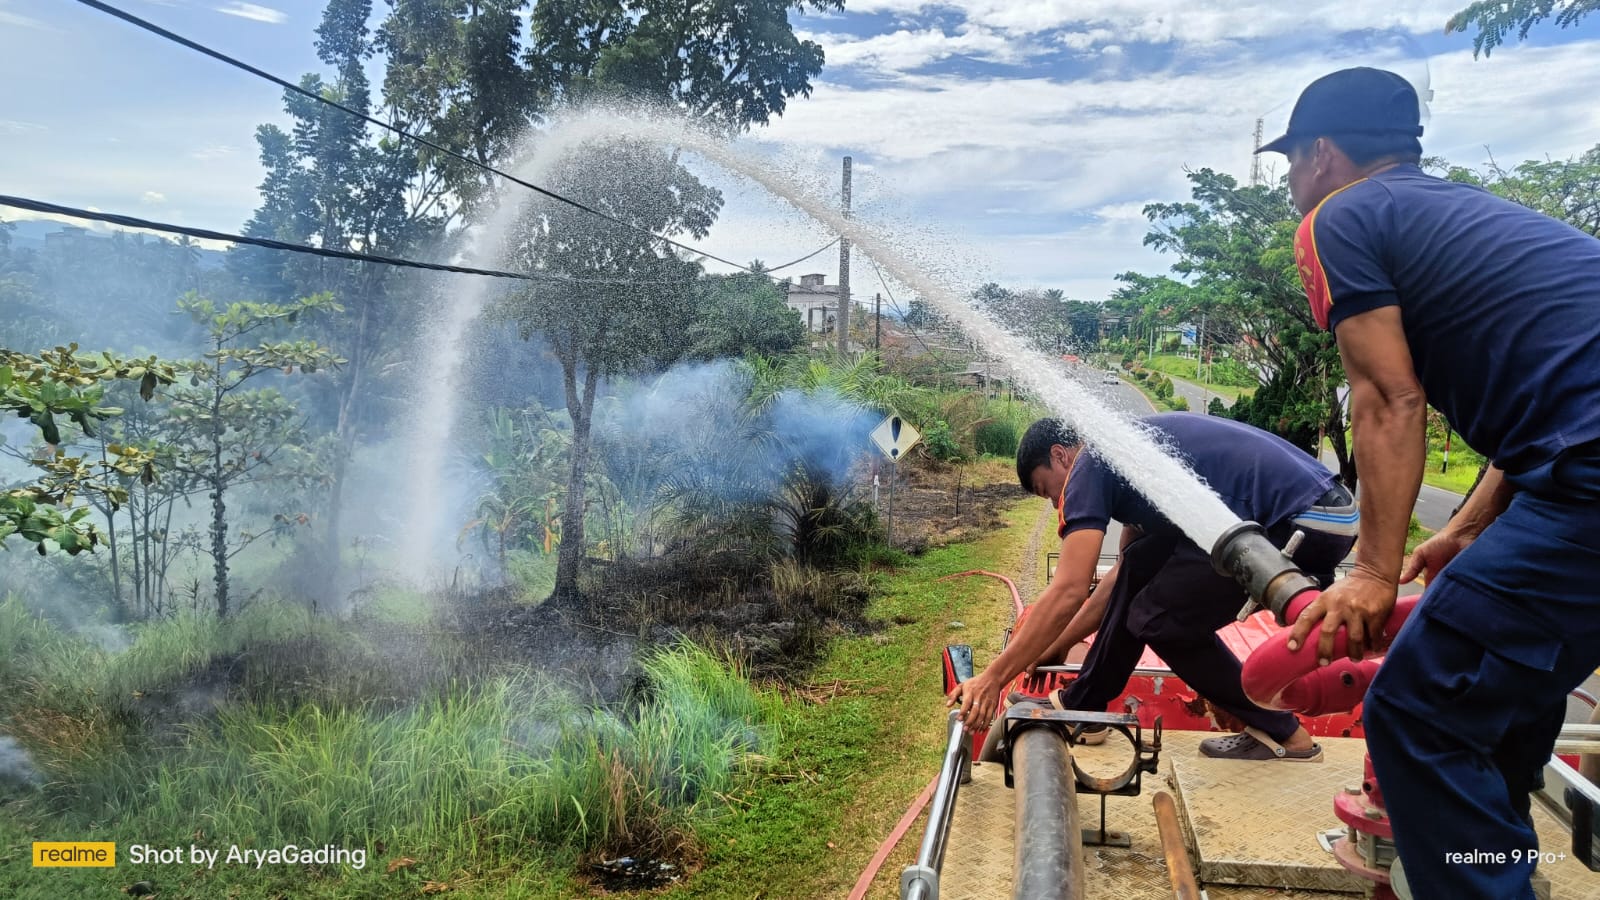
[659,497,1038,899]
[1321,437,1479,497]
[2,493,1041,899]
[1119,371,1179,412]
[1140,355,1256,404]
[1422,448,1483,495]
[0,600,774,899]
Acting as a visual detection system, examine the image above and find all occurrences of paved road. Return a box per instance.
[1317,448,1463,532]
[1165,374,1219,414]
[1412,483,1463,530]
[1149,368,1468,531]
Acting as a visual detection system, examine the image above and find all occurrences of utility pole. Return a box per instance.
[1250,118,1265,187]
[838,156,852,357]
[874,292,882,355]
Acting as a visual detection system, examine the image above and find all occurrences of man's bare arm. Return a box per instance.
[1289,306,1425,660]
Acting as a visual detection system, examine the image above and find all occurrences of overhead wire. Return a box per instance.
[46,1,921,325]
[1,195,654,285]
[763,237,839,273]
[866,257,964,370]
[70,0,768,277]
[0,196,850,295]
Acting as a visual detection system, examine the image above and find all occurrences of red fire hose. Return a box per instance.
[1240,590,1419,713]
[938,569,1026,619]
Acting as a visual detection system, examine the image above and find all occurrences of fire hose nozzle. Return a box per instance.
[1215,525,1422,713]
[1209,521,1321,626]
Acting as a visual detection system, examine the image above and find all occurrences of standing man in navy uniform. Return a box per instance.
[1258,67,1600,897]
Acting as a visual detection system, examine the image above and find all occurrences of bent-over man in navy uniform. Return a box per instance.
[948,413,1358,762]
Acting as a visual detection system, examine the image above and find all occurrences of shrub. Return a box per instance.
[921,420,963,462]
[1169,395,1190,411]
[1207,397,1227,416]
[974,420,1019,457]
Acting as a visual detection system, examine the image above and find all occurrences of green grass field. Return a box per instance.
[0,598,777,899]
[1,491,1043,899]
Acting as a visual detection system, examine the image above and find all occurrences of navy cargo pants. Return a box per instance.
[1365,479,1600,898]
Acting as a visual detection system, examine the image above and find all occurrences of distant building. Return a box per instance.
[43,225,93,251]
[784,272,842,333]
[953,363,1011,391]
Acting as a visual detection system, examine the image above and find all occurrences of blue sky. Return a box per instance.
[4,0,1600,302]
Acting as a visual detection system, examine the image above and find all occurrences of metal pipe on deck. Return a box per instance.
[1152,791,1201,900]
[901,711,972,900]
[1011,726,1084,900]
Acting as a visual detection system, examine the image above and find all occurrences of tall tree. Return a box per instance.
[488,0,839,607]
[497,142,717,607]
[526,0,843,130]
[1138,170,1353,483]
[1436,145,1600,237]
[376,0,540,215]
[164,295,343,618]
[688,269,806,361]
[232,0,437,575]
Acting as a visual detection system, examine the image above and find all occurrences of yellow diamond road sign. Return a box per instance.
[870,415,921,460]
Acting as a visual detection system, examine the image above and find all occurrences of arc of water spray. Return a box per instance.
[402,108,1244,579]
[595,112,1238,548]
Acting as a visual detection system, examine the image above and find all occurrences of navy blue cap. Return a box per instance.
[1256,67,1424,155]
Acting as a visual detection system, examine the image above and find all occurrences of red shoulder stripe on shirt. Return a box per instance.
[1294,179,1367,331]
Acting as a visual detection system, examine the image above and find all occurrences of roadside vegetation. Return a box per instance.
[1138,354,1256,404]
[0,596,777,899]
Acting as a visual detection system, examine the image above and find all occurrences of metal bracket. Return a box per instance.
[998,706,1162,797]
[1083,792,1132,847]
[899,863,939,900]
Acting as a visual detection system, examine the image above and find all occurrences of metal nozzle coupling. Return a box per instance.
[1210,521,1321,626]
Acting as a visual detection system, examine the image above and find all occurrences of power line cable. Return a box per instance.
[763,237,840,273]
[71,0,766,277]
[0,195,646,284]
[866,258,963,370]
[2,195,843,292]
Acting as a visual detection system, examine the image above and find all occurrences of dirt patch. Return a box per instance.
[868,459,1024,553]
[452,550,878,694]
[447,595,646,703]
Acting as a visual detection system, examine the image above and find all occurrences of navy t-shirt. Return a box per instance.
[1296,164,1600,476]
[1057,413,1335,540]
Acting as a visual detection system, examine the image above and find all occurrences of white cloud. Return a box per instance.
[1057,28,1118,51]
[190,143,238,162]
[835,0,1462,45]
[214,3,287,25]
[752,35,1600,290]
[0,5,54,31]
[810,25,1034,72]
[1093,200,1160,223]
[0,119,45,135]
[141,191,167,205]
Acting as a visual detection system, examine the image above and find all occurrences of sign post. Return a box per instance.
[869,414,922,546]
